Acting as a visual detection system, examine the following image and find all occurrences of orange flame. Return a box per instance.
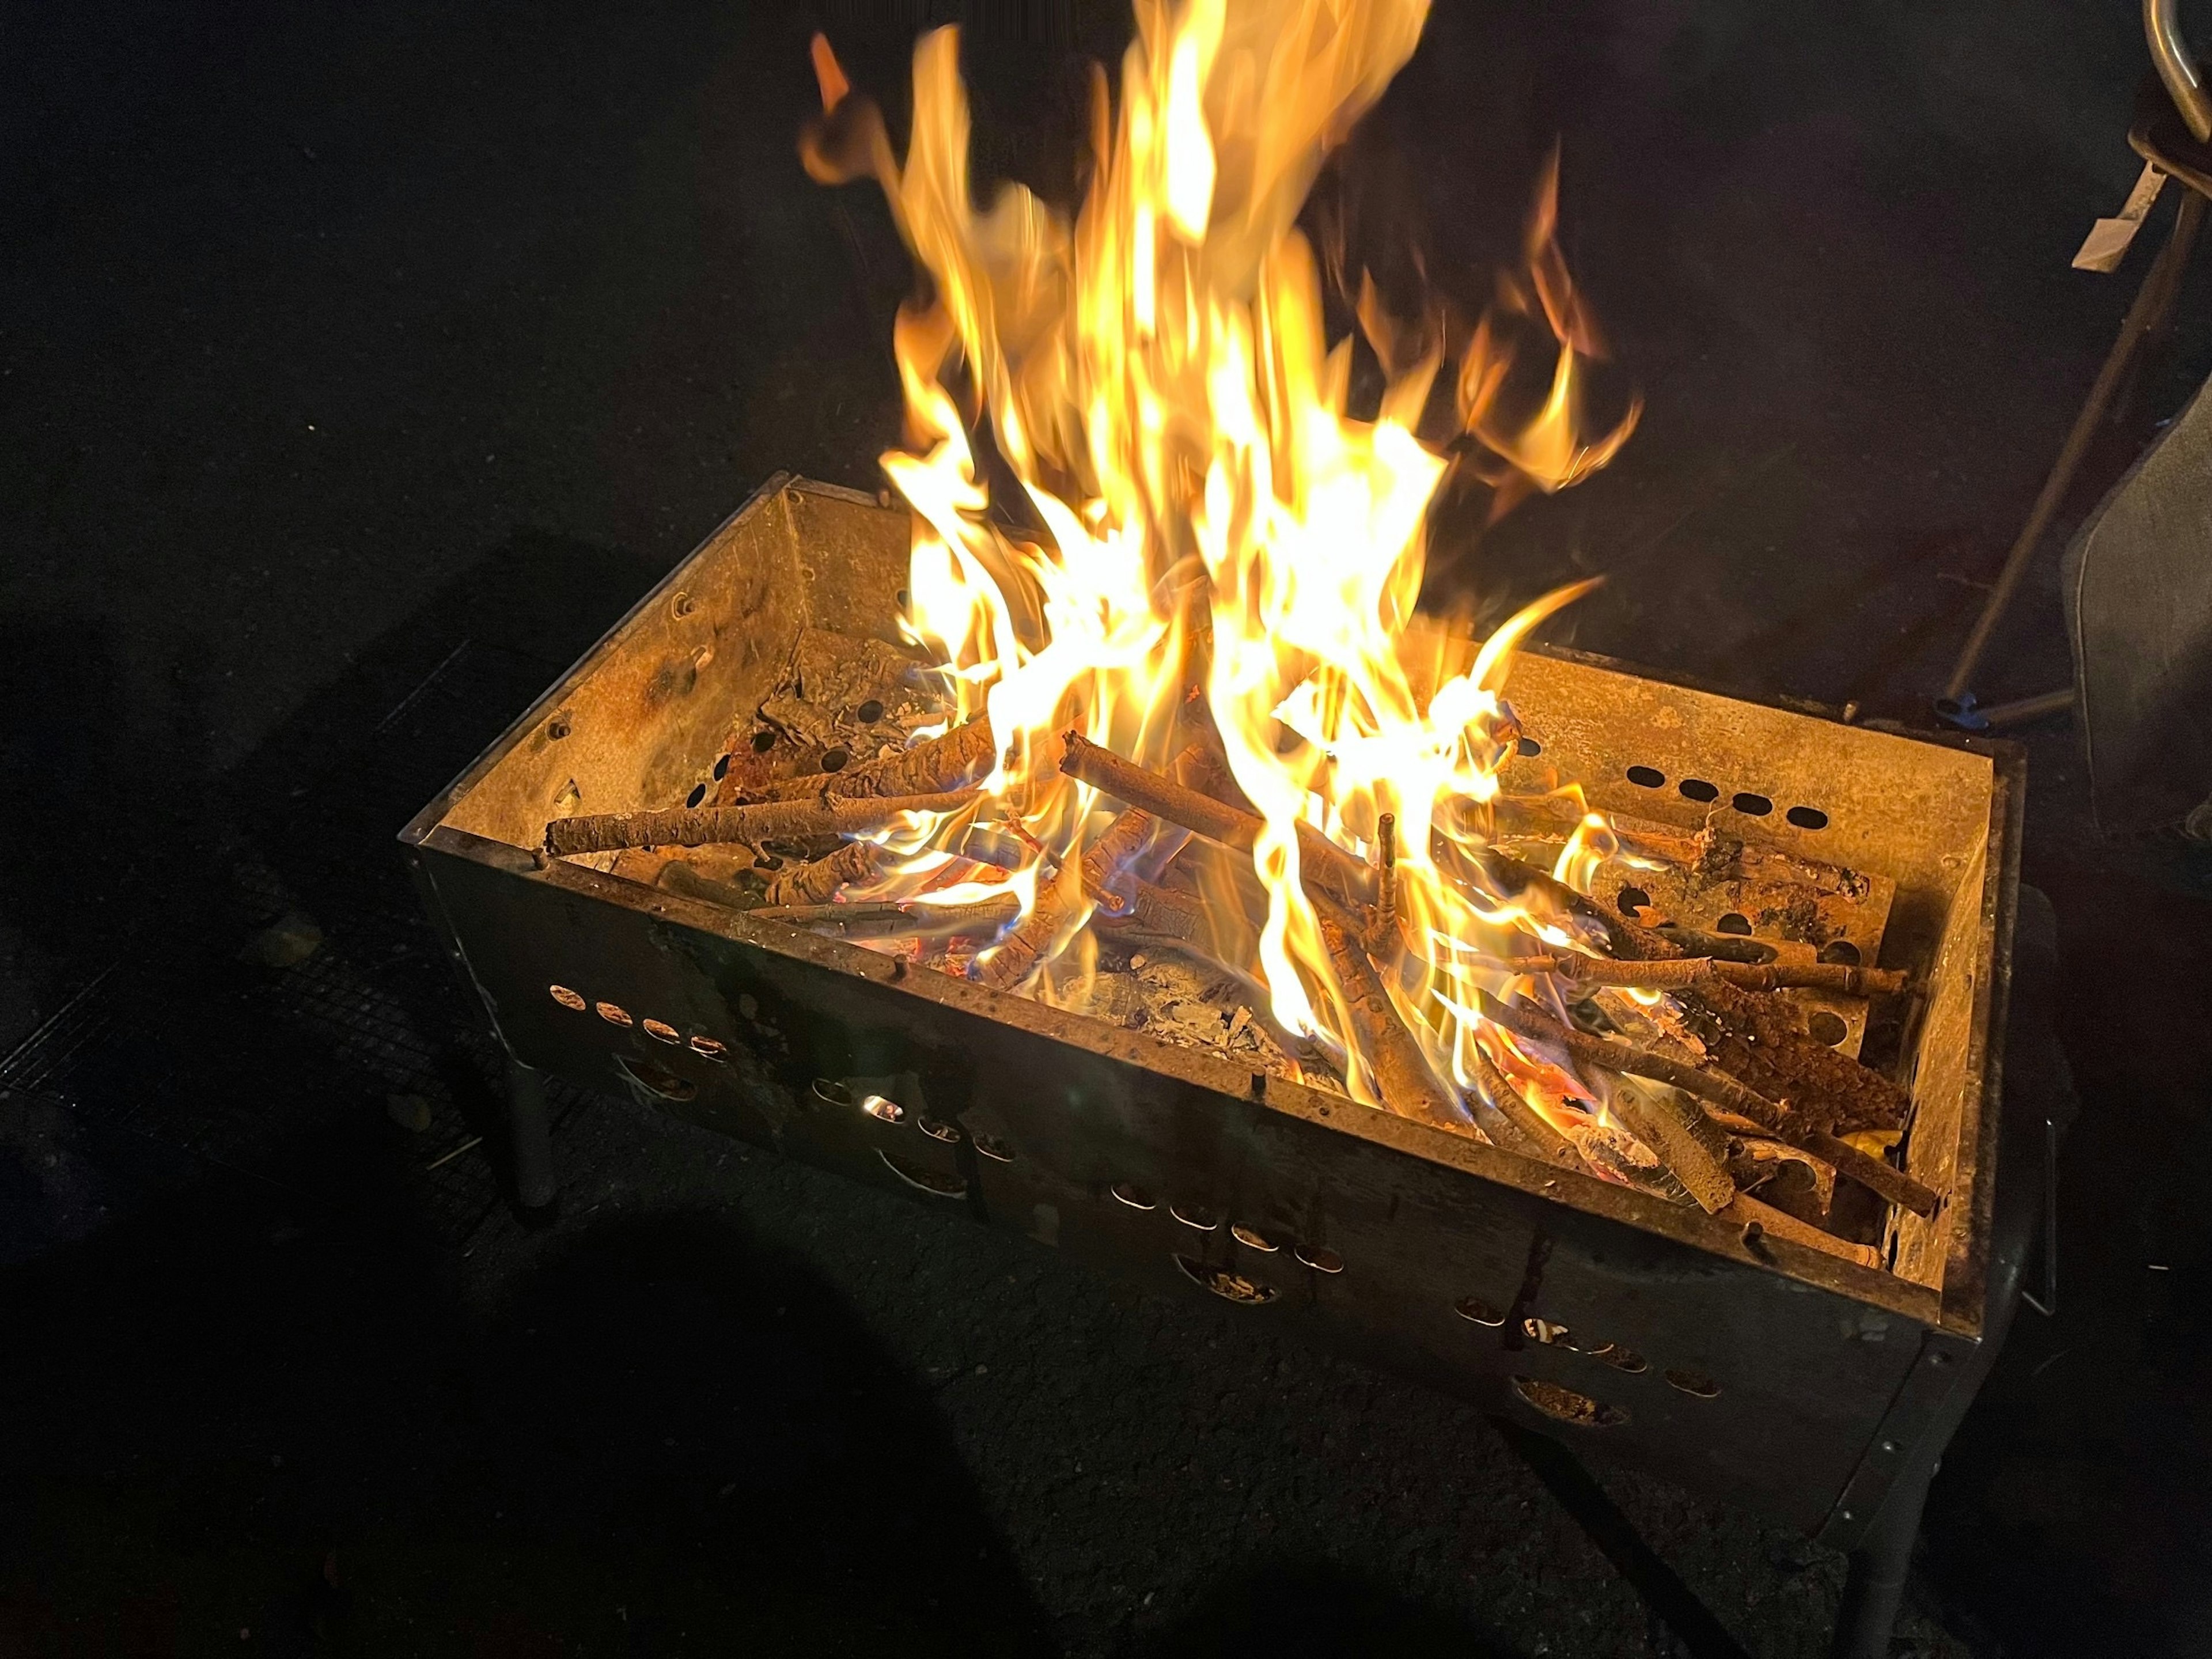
[802,3,1639,1128]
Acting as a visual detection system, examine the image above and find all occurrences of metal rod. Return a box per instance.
[1944,191,2206,701]
[2148,0,2212,143]
[1980,687,2077,729]
[2023,1116,2060,1317]
[1493,1416,1757,1659]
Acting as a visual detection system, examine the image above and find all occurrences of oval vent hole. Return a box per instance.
[1516,737,1543,757]
[1175,1255,1277,1305]
[1456,1297,1507,1327]
[1586,1343,1648,1374]
[549,984,586,1012]
[810,1078,855,1108]
[1819,940,1862,966]
[1677,778,1719,803]
[1786,804,1830,830]
[1626,765,1665,789]
[1523,1317,1576,1349]
[1229,1224,1278,1252]
[1170,1202,1222,1232]
[861,1093,905,1124]
[1294,1244,1345,1275]
[1513,1377,1627,1427]
[595,1001,632,1028]
[642,1018,681,1044]
[1616,885,1652,919]
[974,1134,1014,1164]
[918,1116,963,1145]
[1714,912,1754,935]
[1111,1182,1156,1211]
[1731,791,1773,816]
[686,783,709,809]
[688,1035,728,1061]
[1808,1010,1850,1047]
[712,753,731,781]
[1665,1369,1722,1399]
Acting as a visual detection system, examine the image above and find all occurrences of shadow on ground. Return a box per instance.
[0,1181,1053,1655]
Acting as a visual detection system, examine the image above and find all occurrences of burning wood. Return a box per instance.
[1474,988,1937,1216]
[1312,895,1467,1132]
[1468,1044,1584,1169]
[1055,730,1373,902]
[763,839,881,907]
[530,0,1950,1271]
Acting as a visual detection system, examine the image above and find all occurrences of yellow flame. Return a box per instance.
[802,1,1639,1126]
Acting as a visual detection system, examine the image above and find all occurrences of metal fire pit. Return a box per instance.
[403,475,2024,1642]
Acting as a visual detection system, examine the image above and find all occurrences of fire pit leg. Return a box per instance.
[1830,1454,1941,1659]
[1831,882,2066,1658]
[503,1054,557,1211]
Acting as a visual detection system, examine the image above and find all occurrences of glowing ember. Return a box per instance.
[799,0,1642,1136]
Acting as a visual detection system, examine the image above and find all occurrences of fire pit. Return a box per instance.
[407,5,2028,1649]
[403,469,2019,1542]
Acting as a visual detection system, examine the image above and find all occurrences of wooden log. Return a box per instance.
[1467,849,1912,1134]
[1723,1193,1882,1271]
[1312,896,1467,1133]
[1057,731,1372,901]
[1601,1078,1737,1215]
[751,893,1021,938]
[1467,1043,1584,1169]
[545,790,980,857]
[975,859,1085,989]
[1460,951,1905,998]
[1472,990,1939,1217]
[1489,795,1874,897]
[762,839,881,907]
[761,716,998,801]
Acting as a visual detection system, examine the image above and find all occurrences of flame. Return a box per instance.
[801,1,1641,1128]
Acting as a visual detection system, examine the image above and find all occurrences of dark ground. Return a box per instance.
[5,1,2211,1654]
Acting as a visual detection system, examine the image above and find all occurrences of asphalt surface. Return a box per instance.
[5,1,2211,1654]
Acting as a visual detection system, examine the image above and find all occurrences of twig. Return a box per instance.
[1464,952,1905,998]
[1366,812,1398,955]
[546,790,980,856]
[424,1134,483,1172]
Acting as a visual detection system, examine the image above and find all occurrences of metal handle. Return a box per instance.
[2148,0,2212,144]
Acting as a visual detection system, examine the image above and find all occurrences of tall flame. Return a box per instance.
[802,0,1639,1125]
